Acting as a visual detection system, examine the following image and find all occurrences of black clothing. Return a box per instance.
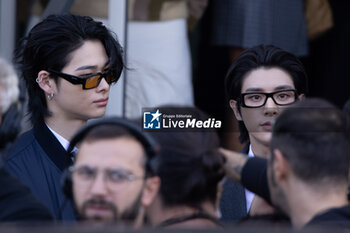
[306,205,350,228]
[4,121,75,220]
[0,167,53,221]
[158,212,223,228]
[241,157,270,203]
[238,212,291,228]
[241,157,350,228]
[220,145,249,221]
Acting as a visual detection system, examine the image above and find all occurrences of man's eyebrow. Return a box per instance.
[75,65,97,71]
[274,85,294,91]
[244,87,264,92]
[244,85,294,93]
[75,61,110,71]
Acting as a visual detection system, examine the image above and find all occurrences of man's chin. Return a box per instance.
[81,213,115,223]
[79,205,118,222]
[252,132,272,145]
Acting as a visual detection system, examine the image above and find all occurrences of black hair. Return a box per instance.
[15,14,124,124]
[270,98,350,185]
[149,106,225,210]
[225,45,308,143]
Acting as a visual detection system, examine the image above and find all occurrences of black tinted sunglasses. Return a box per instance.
[48,69,119,90]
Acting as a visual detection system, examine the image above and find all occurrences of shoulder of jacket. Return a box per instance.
[4,130,37,162]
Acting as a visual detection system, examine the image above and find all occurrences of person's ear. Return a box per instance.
[36,70,57,97]
[272,149,289,182]
[229,99,242,121]
[298,94,305,101]
[134,176,160,229]
[141,176,160,208]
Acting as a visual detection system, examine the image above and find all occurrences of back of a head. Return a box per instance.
[271,98,350,185]
[149,107,225,210]
[225,44,308,143]
[16,14,124,124]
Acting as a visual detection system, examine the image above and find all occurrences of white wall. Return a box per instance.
[0,0,16,62]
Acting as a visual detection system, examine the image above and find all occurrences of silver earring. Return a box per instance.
[48,93,54,101]
[36,77,42,83]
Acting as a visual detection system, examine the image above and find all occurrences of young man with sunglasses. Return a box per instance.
[220,45,308,221]
[4,14,123,220]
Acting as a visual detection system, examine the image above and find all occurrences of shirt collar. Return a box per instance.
[46,124,70,151]
[248,144,255,158]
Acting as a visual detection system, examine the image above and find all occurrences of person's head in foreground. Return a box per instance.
[147,107,225,229]
[268,98,350,228]
[225,44,308,157]
[66,118,160,226]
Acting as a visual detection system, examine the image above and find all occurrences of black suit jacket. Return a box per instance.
[0,167,53,221]
[219,145,249,222]
[4,121,75,220]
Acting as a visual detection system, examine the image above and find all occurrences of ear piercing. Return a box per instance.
[36,77,42,83]
[48,93,54,101]
[36,77,54,100]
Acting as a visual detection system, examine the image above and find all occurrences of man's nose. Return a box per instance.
[89,173,109,196]
[96,77,110,92]
[263,97,279,116]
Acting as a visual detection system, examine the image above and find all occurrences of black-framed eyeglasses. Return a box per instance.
[48,69,119,90]
[239,89,298,108]
[69,165,144,192]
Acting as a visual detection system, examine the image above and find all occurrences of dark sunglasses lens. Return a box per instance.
[84,72,118,89]
[85,75,101,89]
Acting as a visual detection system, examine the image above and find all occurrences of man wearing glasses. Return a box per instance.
[222,98,350,229]
[220,45,308,221]
[4,14,123,221]
[65,119,160,225]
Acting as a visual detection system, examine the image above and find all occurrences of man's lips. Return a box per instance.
[87,204,110,211]
[260,122,272,131]
[81,198,118,221]
[94,98,108,106]
[85,203,113,216]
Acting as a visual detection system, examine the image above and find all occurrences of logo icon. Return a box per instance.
[143,109,162,129]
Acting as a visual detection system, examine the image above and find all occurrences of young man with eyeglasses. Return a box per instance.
[68,122,160,225]
[222,98,350,229]
[4,14,123,221]
[220,45,308,221]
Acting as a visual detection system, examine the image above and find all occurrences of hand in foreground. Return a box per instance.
[219,148,248,183]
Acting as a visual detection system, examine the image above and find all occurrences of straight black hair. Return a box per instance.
[15,14,124,124]
[225,45,308,143]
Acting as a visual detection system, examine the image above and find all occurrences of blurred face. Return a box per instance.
[50,40,110,121]
[72,137,146,223]
[231,67,297,149]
